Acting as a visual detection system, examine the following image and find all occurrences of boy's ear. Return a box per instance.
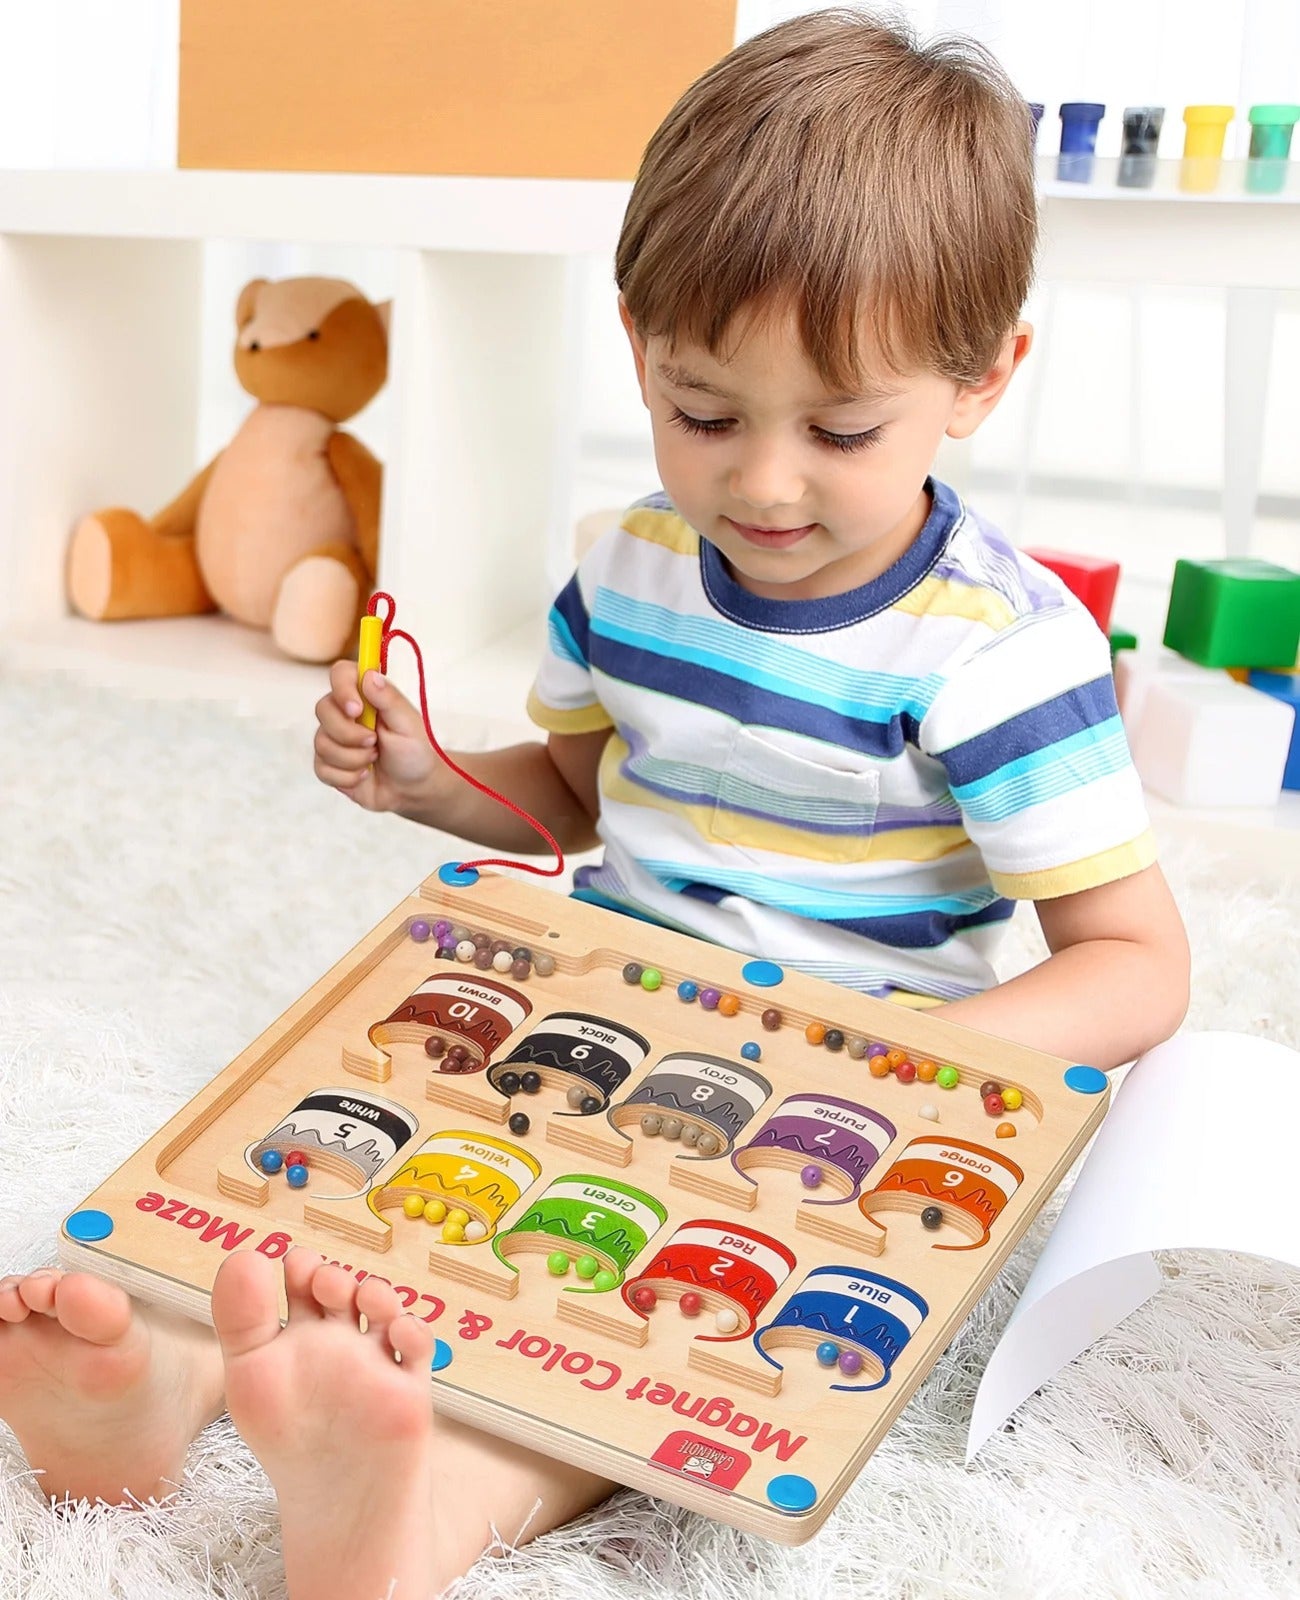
[618,295,651,407]
[946,322,1033,440]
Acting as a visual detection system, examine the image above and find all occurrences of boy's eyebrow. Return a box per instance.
[656,361,897,408]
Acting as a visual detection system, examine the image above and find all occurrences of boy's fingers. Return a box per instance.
[314,755,374,793]
[361,672,421,735]
[314,733,376,773]
[315,693,377,746]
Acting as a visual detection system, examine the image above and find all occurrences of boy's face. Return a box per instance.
[622,302,1028,602]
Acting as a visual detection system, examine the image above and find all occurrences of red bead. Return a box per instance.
[284,1150,308,1168]
[983,1093,1005,1116]
[679,1291,703,1317]
[630,1284,657,1313]
[894,1060,917,1084]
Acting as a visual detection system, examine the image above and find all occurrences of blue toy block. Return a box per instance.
[1248,672,1300,790]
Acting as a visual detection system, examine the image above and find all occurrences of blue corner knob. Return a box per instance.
[430,1338,454,1372]
[741,959,785,988]
[65,1209,114,1242]
[766,1473,818,1513]
[438,863,480,888]
[1064,1064,1108,1095]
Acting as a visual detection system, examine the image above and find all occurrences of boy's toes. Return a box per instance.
[17,1269,62,1317]
[309,1263,363,1322]
[51,1273,135,1344]
[388,1314,435,1373]
[356,1275,403,1339]
[283,1247,326,1323]
[0,1277,32,1322]
[212,1251,285,1360]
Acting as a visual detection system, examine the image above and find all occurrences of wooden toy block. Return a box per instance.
[1163,557,1300,669]
[1021,547,1121,635]
[1248,672,1300,790]
[1129,675,1295,807]
[57,870,1109,1545]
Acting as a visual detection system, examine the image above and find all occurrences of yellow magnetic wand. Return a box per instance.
[357,612,383,730]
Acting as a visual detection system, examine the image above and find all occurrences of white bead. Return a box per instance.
[464,1220,487,1242]
[714,1307,741,1334]
[492,950,513,972]
[455,939,476,962]
[919,1103,939,1121]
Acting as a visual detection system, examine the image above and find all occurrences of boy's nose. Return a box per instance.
[729,442,805,513]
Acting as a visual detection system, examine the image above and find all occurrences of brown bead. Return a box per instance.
[979,1080,1002,1099]
[473,949,494,970]
[511,958,531,980]
[423,1034,446,1058]
[472,930,492,950]
[761,1008,782,1031]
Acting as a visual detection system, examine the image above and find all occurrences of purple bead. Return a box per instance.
[433,919,452,940]
[867,1042,888,1059]
[800,1164,823,1189]
[408,919,432,942]
[837,1348,864,1377]
[699,988,721,1011]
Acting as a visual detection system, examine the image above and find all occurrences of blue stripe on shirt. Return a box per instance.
[936,676,1119,785]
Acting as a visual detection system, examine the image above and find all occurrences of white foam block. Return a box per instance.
[1113,647,1222,738]
[1130,675,1296,807]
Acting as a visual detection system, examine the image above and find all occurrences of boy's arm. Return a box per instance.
[937,862,1190,1069]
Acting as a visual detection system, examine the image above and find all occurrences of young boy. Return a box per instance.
[0,12,1189,1599]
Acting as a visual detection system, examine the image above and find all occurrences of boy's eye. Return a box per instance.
[669,406,733,437]
[812,426,883,454]
[668,407,882,455]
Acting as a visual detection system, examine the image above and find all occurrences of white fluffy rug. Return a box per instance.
[2,666,1299,1600]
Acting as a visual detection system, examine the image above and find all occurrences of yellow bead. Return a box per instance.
[442,1221,466,1242]
[446,1208,470,1228]
[1001,1087,1023,1111]
[402,1194,426,1219]
[422,1198,448,1225]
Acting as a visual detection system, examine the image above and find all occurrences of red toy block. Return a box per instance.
[1022,547,1121,635]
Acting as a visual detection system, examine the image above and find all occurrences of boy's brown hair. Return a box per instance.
[615,8,1037,393]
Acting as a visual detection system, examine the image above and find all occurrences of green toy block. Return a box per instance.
[1163,557,1300,669]
[1109,628,1138,655]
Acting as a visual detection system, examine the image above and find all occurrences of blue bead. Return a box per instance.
[740,1041,762,1061]
[815,1340,840,1367]
[438,862,480,887]
[677,979,699,1002]
[431,1338,454,1372]
[741,959,785,988]
[1064,1064,1108,1095]
[259,1150,284,1174]
[766,1473,818,1513]
[286,1164,310,1188]
[64,1209,114,1243]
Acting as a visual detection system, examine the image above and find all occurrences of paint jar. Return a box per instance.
[1057,102,1105,183]
[1117,106,1164,188]
[1246,104,1300,194]
[1180,104,1233,193]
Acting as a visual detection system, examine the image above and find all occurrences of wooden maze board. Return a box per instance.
[60,867,1110,1543]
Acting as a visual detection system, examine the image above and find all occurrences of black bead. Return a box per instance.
[824,1029,845,1052]
[921,1205,943,1231]
[520,1070,543,1094]
[622,962,643,984]
[497,1070,521,1095]
[579,1095,602,1115]
[508,1111,531,1136]
[512,946,533,961]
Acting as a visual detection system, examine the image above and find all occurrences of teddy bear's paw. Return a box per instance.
[67,509,214,621]
[66,512,120,619]
[272,554,363,663]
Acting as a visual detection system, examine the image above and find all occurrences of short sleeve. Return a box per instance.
[919,606,1155,899]
[527,563,616,736]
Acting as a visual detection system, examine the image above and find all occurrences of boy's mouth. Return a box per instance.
[724,517,818,549]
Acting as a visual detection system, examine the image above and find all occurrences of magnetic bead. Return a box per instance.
[547,1252,571,1276]
[867,1042,888,1059]
[464,1220,487,1242]
[450,925,471,942]
[424,1034,447,1058]
[472,930,492,951]
[740,1041,762,1062]
[533,952,556,977]
[442,1221,466,1243]
[717,992,740,1017]
[661,1116,683,1140]
[983,1093,1005,1117]
[498,1070,521,1095]
[286,1164,309,1188]
[805,1021,827,1045]
[423,1198,448,1224]
[715,1307,741,1334]
[508,1112,531,1136]
[622,962,643,984]
[699,988,721,1010]
[996,1122,1017,1139]
[677,979,699,1002]
[916,1059,939,1083]
[936,1065,960,1089]
[409,919,432,942]
[696,1132,721,1156]
[490,940,513,956]
[823,1029,845,1052]
[492,950,514,972]
[432,920,452,940]
[641,967,663,992]
[1001,1087,1023,1111]
[894,1060,917,1084]
[837,1348,864,1378]
[579,1095,602,1116]
[520,1071,542,1094]
[447,1208,470,1227]
[567,1084,587,1108]
[921,1205,943,1230]
[885,1049,907,1070]
[847,1035,869,1059]
[511,958,531,980]
[473,949,494,971]
[511,946,533,962]
[630,1284,658,1312]
[436,944,456,961]
[800,1164,822,1189]
[455,939,476,962]
[679,1122,701,1146]
[259,1150,284,1174]
[445,1044,470,1066]
[575,1255,600,1280]
[285,1150,308,1168]
[592,1271,617,1292]
[641,1112,663,1136]
[815,1341,840,1367]
[679,1292,703,1317]
[919,1104,939,1121]
[403,1194,427,1219]
[868,1056,891,1078]
[761,1007,782,1031]
[979,1080,1002,1099]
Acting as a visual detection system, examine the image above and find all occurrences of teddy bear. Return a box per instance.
[66,275,389,663]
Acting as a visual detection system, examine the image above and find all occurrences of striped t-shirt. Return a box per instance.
[528,479,1154,1004]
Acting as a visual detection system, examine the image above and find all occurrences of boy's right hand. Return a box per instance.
[313,662,442,815]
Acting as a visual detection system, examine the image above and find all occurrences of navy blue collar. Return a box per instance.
[698,477,961,634]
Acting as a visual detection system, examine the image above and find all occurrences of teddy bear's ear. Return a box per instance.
[374,300,392,338]
[235,278,269,329]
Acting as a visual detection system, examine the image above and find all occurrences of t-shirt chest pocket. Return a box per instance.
[707,726,882,865]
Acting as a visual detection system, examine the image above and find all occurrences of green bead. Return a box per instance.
[547,1251,571,1276]
[592,1270,618,1292]
[640,967,663,992]
[1163,557,1300,669]
[936,1065,960,1089]
[574,1254,600,1280]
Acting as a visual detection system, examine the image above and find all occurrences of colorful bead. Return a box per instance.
[472,931,493,951]
[677,980,699,1002]
[580,1095,602,1115]
[885,1049,907,1070]
[894,1060,917,1084]
[259,1150,284,1174]
[455,939,476,962]
[285,1150,308,1168]
[823,1028,845,1052]
[423,1198,448,1225]
[740,1041,762,1062]
[473,949,493,971]
[715,1307,741,1334]
[492,950,514,972]
[983,1093,1005,1117]
[464,1220,487,1242]
[435,943,456,960]
[915,1059,938,1082]
[424,1034,447,1058]
[641,967,663,992]
[805,1021,827,1045]
[630,1284,657,1312]
[761,1007,782,1031]
[919,1104,939,1121]
[846,1035,869,1059]
[979,1080,1002,1099]
[441,1221,466,1243]
[432,920,452,940]
[446,1208,470,1228]
[837,1348,864,1378]
[508,1111,531,1136]
[696,1132,721,1156]
[800,1164,823,1189]
[996,1122,1017,1139]
[511,946,532,963]
[408,919,432,942]
[547,1252,570,1276]
[815,1341,840,1367]
[680,1123,701,1147]
[575,1255,600,1280]
[717,992,741,1017]
[592,1270,617,1292]
[640,1112,663,1136]
[868,1056,891,1078]
[1001,1087,1023,1111]
[490,940,513,956]
[921,1205,943,1230]
[867,1042,888,1060]
[286,1164,309,1188]
[402,1194,427,1219]
[450,925,470,943]
[936,1065,960,1090]
[622,962,643,985]
[533,952,556,977]
[498,1070,521,1095]
[679,1292,703,1317]
[661,1116,683,1140]
[699,988,721,1010]
[511,958,531,980]
[567,1084,587,1109]
[520,1071,542,1094]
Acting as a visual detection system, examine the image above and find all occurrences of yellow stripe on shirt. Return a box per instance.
[989,829,1158,900]
[621,506,700,556]
[893,573,1016,632]
[526,688,615,736]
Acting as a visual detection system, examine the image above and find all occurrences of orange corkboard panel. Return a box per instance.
[61,868,1108,1543]
[177,0,738,180]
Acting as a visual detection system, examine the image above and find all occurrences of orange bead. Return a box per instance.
[717,992,741,1017]
[885,1049,907,1069]
[868,1055,891,1078]
[805,1022,827,1045]
[995,1121,1017,1139]
[915,1060,939,1082]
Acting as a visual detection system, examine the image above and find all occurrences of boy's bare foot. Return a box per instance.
[214,1248,438,1600]
[0,1267,224,1504]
